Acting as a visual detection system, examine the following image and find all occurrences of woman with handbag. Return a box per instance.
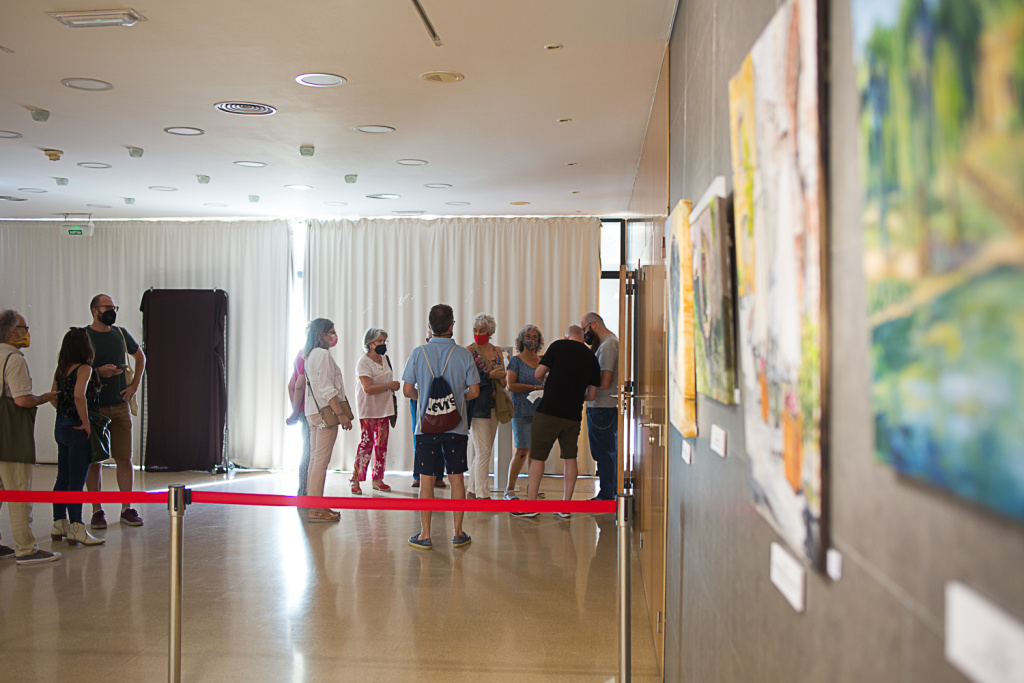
[465,312,506,499]
[50,327,104,546]
[352,327,400,494]
[303,318,354,522]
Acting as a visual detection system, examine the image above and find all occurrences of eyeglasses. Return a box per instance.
[14,325,28,331]
[96,305,119,312]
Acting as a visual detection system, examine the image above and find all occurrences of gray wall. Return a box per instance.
[661,0,1024,680]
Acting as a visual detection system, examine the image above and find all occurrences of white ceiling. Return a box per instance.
[0,1,675,220]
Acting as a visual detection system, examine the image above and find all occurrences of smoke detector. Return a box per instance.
[44,149,63,161]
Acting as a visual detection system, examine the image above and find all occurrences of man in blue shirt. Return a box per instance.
[402,304,479,550]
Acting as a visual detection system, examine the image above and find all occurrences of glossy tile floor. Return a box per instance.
[0,466,660,682]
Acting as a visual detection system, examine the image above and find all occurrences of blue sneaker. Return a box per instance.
[408,534,433,550]
[451,533,472,548]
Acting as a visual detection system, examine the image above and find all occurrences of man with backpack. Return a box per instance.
[402,304,480,550]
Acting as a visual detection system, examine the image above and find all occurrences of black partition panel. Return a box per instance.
[141,289,228,471]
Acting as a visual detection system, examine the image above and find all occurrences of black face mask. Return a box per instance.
[584,330,597,347]
[374,344,387,355]
[99,309,117,326]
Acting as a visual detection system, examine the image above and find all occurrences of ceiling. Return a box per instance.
[0,1,675,220]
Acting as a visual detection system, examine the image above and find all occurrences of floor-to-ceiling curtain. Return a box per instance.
[0,220,290,469]
[304,217,601,473]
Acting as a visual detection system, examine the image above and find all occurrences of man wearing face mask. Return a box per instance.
[84,294,146,528]
[580,312,619,502]
[0,309,61,565]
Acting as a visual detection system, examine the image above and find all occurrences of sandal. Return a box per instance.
[371,480,391,492]
[308,510,340,523]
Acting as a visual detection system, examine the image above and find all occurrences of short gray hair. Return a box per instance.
[0,310,19,343]
[472,312,496,336]
[363,327,388,350]
[514,324,544,353]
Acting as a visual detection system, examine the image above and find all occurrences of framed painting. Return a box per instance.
[728,0,828,566]
[855,0,1024,521]
[668,199,698,441]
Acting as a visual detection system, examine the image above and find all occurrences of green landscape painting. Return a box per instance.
[855,0,1024,520]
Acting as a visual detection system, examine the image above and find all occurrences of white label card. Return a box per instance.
[681,440,692,464]
[710,424,727,457]
[826,549,843,582]
[769,542,806,613]
[946,581,1024,683]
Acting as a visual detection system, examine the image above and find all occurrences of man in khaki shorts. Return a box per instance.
[85,294,146,528]
[512,325,601,519]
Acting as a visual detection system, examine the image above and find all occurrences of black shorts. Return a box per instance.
[414,433,469,477]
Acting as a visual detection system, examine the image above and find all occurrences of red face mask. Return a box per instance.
[473,333,490,346]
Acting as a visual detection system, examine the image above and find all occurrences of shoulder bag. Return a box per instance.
[88,411,113,463]
[0,355,37,464]
[384,356,398,428]
[303,358,353,429]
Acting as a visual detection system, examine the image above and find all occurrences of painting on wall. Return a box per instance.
[668,199,698,441]
[855,0,1024,521]
[690,181,737,405]
[728,0,827,565]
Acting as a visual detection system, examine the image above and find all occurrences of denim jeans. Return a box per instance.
[54,417,92,524]
[586,407,618,500]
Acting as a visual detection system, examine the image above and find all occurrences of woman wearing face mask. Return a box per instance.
[303,318,353,522]
[465,312,505,499]
[503,324,546,500]
[352,327,400,494]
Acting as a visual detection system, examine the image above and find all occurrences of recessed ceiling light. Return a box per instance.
[0,196,27,202]
[356,125,396,134]
[164,127,204,136]
[215,102,277,116]
[87,203,111,208]
[0,130,24,138]
[544,43,564,50]
[557,118,572,123]
[18,188,46,193]
[445,201,470,206]
[510,201,531,206]
[61,78,113,91]
[424,183,452,189]
[47,9,146,28]
[420,71,465,84]
[394,210,425,216]
[396,159,428,166]
[324,201,348,206]
[204,203,228,207]
[77,162,111,169]
[295,73,346,87]
[366,193,400,199]
[149,186,177,191]
[285,185,313,190]
[234,161,267,167]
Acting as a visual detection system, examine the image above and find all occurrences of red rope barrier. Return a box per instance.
[0,489,616,513]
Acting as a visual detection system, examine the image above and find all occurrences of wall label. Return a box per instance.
[946,581,1024,683]
[710,424,727,457]
[770,542,806,613]
[681,439,692,464]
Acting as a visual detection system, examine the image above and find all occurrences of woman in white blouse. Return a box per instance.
[352,327,400,494]
[303,318,353,522]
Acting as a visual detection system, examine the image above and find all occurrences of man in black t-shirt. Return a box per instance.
[512,325,601,518]
[85,294,147,529]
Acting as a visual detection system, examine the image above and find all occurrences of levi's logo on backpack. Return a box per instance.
[421,345,462,433]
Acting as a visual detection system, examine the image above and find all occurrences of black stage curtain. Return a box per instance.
[141,289,227,471]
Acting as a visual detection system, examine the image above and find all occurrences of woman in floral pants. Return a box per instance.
[352,327,399,494]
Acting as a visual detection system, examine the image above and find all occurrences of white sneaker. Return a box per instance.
[503,490,519,500]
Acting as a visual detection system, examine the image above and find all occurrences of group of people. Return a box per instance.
[285,303,620,549]
[0,296,145,566]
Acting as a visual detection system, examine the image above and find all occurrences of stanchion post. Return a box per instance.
[617,493,632,682]
[168,485,190,683]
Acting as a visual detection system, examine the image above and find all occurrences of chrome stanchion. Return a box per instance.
[168,485,190,683]
[617,493,632,682]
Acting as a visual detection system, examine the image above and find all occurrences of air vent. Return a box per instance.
[421,71,465,84]
[214,102,277,116]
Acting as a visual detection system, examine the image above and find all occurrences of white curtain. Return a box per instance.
[304,216,601,473]
[0,220,290,469]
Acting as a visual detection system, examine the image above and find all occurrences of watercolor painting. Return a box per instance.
[855,0,1024,521]
[691,192,737,405]
[728,0,827,565]
[668,199,698,440]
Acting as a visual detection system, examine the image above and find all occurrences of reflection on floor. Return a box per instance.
[1,466,660,682]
